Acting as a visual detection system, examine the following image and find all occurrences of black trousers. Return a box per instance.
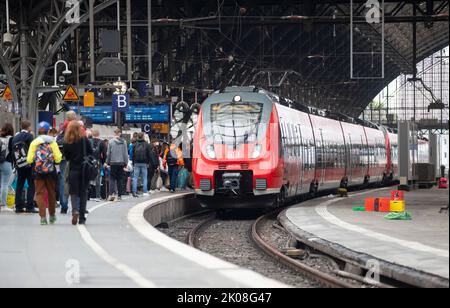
[109,165,125,197]
[15,168,35,210]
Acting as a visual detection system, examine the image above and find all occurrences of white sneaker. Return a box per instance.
[108,195,116,202]
[143,193,150,197]
[149,190,156,194]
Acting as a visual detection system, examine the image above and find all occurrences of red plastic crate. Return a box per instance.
[365,198,391,212]
[391,190,405,201]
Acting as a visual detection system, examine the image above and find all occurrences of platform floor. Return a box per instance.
[284,187,449,280]
[0,193,284,288]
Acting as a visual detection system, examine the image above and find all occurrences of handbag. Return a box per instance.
[82,138,99,182]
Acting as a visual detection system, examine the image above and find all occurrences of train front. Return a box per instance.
[193,89,283,209]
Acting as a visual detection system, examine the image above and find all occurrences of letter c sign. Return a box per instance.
[113,94,130,112]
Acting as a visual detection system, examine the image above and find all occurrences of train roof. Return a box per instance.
[212,86,388,131]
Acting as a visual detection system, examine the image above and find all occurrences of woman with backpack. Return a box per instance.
[63,120,93,225]
[26,122,62,225]
[0,123,14,211]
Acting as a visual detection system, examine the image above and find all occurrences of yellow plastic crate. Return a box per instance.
[390,200,406,212]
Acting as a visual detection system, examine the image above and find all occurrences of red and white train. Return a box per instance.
[193,87,401,209]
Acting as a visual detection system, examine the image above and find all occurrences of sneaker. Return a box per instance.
[49,216,57,225]
[143,193,150,197]
[149,190,155,194]
[26,208,39,214]
[61,209,68,215]
[85,209,90,214]
[108,195,116,202]
[132,193,139,198]
[117,196,122,201]
[15,208,25,214]
[79,219,86,225]
[40,218,48,226]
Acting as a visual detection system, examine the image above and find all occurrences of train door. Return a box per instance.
[296,124,304,194]
[319,129,326,186]
[347,134,353,183]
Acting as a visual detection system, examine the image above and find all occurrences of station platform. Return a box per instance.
[280,187,449,287]
[0,193,284,288]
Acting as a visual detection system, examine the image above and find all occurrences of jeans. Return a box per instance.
[133,164,148,194]
[109,165,125,197]
[58,160,68,211]
[0,162,13,206]
[71,191,87,220]
[168,165,179,191]
[34,178,57,218]
[94,165,102,199]
[15,167,35,210]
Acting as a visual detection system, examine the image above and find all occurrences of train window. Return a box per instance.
[209,102,264,146]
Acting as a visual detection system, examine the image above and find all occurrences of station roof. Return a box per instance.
[3,0,449,117]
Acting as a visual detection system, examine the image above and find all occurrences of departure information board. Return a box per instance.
[69,105,115,124]
[124,104,170,123]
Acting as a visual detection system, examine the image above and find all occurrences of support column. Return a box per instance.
[126,0,132,88]
[148,0,153,93]
[20,30,29,119]
[89,0,95,83]
[398,121,411,189]
[429,133,439,179]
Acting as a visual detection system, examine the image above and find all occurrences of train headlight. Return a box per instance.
[251,144,262,159]
[206,145,216,159]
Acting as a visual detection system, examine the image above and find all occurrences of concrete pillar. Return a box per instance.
[398,121,411,186]
[429,133,439,179]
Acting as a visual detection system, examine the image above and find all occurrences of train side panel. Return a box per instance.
[364,127,388,183]
[308,114,347,191]
[340,121,369,186]
[276,104,316,198]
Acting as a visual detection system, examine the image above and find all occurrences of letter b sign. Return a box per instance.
[113,94,130,112]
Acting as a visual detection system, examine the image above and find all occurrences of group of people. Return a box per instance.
[0,110,190,226]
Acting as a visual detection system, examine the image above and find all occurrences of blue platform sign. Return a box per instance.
[124,104,170,124]
[69,105,115,124]
[112,94,130,112]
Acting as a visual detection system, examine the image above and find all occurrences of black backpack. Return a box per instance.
[166,149,178,166]
[133,142,148,163]
[12,141,29,169]
[91,138,102,160]
[82,138,99,182]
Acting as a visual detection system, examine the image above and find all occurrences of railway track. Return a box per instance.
[185,210,363,288]
[251,212,357,288]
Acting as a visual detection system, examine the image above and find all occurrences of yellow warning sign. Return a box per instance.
[62,85,80,101]
[84,92,95,107]
[1,85,13,101]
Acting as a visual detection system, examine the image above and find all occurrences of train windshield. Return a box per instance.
[208,102,264,146]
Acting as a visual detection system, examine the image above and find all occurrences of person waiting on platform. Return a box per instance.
[0,123,15,212]
[163,143,184,193]
[131,133,154,198]
[63,120,93,225]
[27,122,62,225]
[107,129,129,202]
[12,120,38,214]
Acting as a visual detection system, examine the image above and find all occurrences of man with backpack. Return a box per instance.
[12,120,38,214]
[107,129,129,202]
[131,133,154,198]
[27,122,62,225]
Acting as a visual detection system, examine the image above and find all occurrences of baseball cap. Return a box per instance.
[38,121,51,132]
